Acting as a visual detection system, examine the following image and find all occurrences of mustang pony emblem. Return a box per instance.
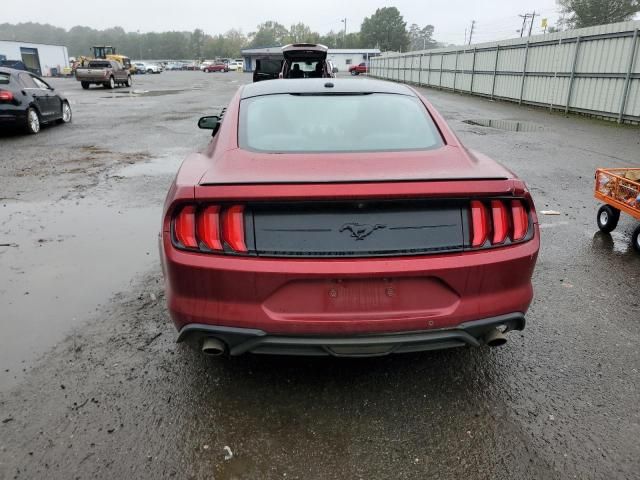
[339,223,387,240]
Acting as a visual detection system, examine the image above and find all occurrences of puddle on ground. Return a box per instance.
[101,89,183,99]
[115,156,182,178]
[463,119,543,132]
[0,199,160,389]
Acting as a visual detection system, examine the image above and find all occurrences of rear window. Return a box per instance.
[88,61,112,68]
[0,73,9,85]
[239,93,444,153]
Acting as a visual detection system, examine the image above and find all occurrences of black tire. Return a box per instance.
[597,205,620,233]
[104,76,115,89]
[81,81,90,90]
[25,107,40,134]
[126,75,132,87]
[350,70,357,75]
[632,224,640,253]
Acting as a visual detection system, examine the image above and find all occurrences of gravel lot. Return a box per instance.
[0,71,639,480]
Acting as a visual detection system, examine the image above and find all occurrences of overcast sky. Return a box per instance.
[6,0,564,45]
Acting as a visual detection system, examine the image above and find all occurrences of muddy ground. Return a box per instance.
[0,71,639,480]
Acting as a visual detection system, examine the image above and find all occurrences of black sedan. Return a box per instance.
[0,67,72,134]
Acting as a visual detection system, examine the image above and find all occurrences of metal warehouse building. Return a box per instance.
[241,47,380,73]
[0,40,70,76]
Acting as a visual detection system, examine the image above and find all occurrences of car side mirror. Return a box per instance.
[198,115,221,136]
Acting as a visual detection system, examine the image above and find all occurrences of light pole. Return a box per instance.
[341,18,347,48]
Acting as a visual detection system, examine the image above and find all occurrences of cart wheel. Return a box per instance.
[632,225,640,253]
[597,205,620,233]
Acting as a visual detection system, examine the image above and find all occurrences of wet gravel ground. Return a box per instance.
[1,72,639,480]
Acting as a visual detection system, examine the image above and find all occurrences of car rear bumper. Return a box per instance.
[178,313,525,356]
[0,108,26,124]
[161,228,539,338]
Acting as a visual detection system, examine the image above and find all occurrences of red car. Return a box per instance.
[203,63,229,73]
[349,62,368,75]
[160,79,539,357]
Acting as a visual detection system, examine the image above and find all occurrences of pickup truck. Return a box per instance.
[349,62,368,75]
[75,60,132,89]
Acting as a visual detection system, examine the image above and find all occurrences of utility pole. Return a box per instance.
[528,11,537,37]
[464,28,468,45]
[518,12,537,37]
[341,18,347,48]
[468,20,476,45]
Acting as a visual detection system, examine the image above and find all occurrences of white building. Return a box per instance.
[0,40,70,76]
[241,47,380,73]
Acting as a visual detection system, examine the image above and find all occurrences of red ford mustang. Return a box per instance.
[160,78,539,357]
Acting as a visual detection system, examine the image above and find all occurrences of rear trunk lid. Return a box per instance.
[198,147,512,185]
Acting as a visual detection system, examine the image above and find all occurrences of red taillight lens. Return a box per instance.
[511,200,529,241]
[221,205,247,252]
[491,200,509,244]
[470,200,489,247]
[174,205,197,248]
[197,205,222,251]
[0,90,14,102]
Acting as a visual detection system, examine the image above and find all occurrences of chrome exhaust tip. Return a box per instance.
[484,327,507,347]
[202,337,227,356]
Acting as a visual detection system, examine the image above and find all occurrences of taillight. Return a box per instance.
[174,205,197,248]
[0,90,14,102]
[197,205,222,251]
[490,200,509,244]
[511,200,529,241]
[470,200,489,247]
[172,204,247,254]
[221,205,248,253]
[470,199,531,249]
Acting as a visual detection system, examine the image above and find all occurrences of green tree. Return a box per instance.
[248,21,289,47]
[286,23,320,44]
[408,24,437,50]
[190,28,205,59]
[558,0,640,28]
[360,7,409,51]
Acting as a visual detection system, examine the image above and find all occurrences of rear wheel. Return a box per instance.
[104,76,115,89]
[81,81,90,89]
[350,70,357,75]
[597,205,620,233]
[632,225,640,253]
[126,75,132,87]
[60,101,72,124]
[25,108,40,134]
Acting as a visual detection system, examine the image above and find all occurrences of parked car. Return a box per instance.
[203,63,229,73]
[133,62,147,74]
[143,63,162,74]
[349,62,369,75]
[254,44,335,81]
[228,59,244,71]
[0,67,72,134]
[75,60,132,89]
[0,60,29,72]
[182,63,198,71]
[160,78,540,358]
[166,62,183,71]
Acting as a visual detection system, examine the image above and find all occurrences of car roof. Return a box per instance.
[240,78,416,99]
[0,67,24,75]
